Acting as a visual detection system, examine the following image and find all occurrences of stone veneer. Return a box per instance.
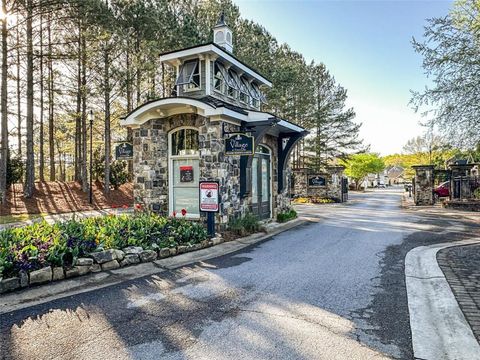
[132,113,292,229]
[292,167,346,202]
[412,165,435,205]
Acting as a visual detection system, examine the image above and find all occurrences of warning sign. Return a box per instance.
[199,181,219,212]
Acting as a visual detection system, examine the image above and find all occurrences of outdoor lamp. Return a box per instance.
[89,110,94,204]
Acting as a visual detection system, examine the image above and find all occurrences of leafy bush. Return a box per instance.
[0,212,208,279]
[277,209,297,223]
[474,187,480,199]
[6,154,24,187]
[91,147,129,189]
[228,213,260,236]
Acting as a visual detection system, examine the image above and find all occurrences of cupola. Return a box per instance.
[213,12,233,53]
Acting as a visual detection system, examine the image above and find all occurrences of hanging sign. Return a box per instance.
[199,181,219,212]
[180,166,194,182]
[115,142,133,160]
[225,133,254,156]
[308,175,326,187]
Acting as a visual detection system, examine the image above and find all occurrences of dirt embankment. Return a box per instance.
[0,182,133,216]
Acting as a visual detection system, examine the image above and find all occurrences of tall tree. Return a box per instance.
[0,0,8,203]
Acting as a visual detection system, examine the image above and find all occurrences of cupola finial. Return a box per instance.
[213,10,233,53]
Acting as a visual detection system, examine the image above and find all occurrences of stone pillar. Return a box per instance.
[292,168,309,197]
[412,165,435,205]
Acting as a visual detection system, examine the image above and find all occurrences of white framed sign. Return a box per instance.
[199,181,219,212]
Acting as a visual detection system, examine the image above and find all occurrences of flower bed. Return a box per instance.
[0,212,208,292]
[292,196,335,204]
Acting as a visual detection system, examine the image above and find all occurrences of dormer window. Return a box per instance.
[214,61,228,94]
[176,59,201,91]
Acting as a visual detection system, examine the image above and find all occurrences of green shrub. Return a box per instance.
[228,213,260,236]
[276,209,297,223]
[474,187,480,199]
[0,212,208,279]
[6,154,23,186]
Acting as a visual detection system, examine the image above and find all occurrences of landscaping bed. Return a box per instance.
[0,212,209,293]
[443,199,480,212]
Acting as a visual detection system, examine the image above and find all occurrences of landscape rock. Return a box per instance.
[76,265,91,276]
[139,250,157,262]
[0,277,20,293]
[65,267,80,278]
[91,264,102,272]
[122,246,143,255]
[177,246,187,254]
[159,248,170,258]
[101,260,120,271]
[29,267,52,285]
[90,249,116,264]
[169,248,178,256]
[52,267,65,281]
[19,271,28,288]
[120,254,140,267]
[75,258,93,266]
[113,249,125,261]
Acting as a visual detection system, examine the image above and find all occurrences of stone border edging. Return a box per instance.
[405,239,480,360]
[0,217,307,315]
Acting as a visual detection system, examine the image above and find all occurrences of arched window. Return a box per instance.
[171,128,199,156]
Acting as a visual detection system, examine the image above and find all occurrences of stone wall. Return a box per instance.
[132,113,289,229]
[292,167,346,202]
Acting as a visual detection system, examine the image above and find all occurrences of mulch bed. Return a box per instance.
[0,181,133,216]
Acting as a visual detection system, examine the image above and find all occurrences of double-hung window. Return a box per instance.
[176,59,200,91]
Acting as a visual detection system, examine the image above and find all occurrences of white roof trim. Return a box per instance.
[160,44,272,87]
[121,98,305,134]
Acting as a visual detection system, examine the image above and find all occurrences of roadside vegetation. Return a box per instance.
[227,213,260,237]
[276,209,297,223]
[0,212,207,279]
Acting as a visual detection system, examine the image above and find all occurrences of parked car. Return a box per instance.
[434,181,450,198]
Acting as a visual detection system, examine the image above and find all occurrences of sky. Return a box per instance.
[233,0,453,155]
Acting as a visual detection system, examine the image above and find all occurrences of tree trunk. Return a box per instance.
[74,20,81,181]
[47,11,55,181]
[126,45,133,178]
[16,3,21,156]
[80,28,88,193]
[39,3,45,182]
[24,0,35,198]
[104,40,110,195]
[0,0,8,203]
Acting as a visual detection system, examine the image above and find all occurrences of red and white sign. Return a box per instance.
[199,181,219,212]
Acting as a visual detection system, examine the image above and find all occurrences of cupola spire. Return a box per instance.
[213,11,233,53]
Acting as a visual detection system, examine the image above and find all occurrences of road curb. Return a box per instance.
[405,238,480,360]
[0,218,309,315]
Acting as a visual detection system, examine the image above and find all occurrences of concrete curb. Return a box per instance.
[0,218,308,315]
[405,239,480,360]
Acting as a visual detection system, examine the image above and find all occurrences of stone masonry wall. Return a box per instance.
[132,113,287,228]
[292,167,345,202]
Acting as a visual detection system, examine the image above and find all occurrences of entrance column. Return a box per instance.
[412,165,435,205]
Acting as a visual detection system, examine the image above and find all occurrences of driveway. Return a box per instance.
[1,188,478,360]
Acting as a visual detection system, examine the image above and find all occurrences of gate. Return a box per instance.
[341,177,348,202]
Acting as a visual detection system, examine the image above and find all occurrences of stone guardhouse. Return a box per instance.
[121,15,307,225]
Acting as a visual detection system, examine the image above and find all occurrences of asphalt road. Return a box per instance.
[1,188,479,360]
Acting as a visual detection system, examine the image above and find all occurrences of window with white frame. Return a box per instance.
[227,69,240,99]
[176,59,201,91]
[213,61,227,94]
[239,77,251,104]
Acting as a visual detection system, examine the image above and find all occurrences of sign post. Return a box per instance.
[199,181,219,238]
